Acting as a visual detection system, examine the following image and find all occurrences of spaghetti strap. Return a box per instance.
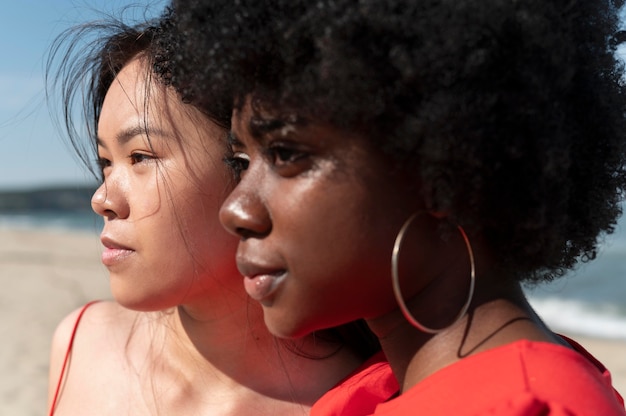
[48,300,100,416]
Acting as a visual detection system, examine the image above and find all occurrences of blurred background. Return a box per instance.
[0,0,167,230]
[0,1,624,415]
[1,0,165,191]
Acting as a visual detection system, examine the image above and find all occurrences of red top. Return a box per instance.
[311,351,399,416]
[373,337,625,415]
[49,301,100,416]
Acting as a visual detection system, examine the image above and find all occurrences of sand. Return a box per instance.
[0,228,624,415]
[0,228,109,416]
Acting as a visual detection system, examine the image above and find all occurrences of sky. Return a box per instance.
[1,3,625,191]
[0,0,166,190]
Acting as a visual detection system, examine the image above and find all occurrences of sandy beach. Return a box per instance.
[0,228,110,416]
[0,228,624,415]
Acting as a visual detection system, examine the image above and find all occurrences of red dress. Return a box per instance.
[372,337,625,415]
[311,351,399,416]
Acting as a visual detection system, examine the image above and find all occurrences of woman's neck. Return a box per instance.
[367,280,563,393]
[142,298,362,414]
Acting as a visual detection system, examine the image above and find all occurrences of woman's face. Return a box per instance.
[219,99,435,338]
[94,57,239,312]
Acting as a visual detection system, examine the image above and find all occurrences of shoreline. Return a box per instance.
[0,227,624,414]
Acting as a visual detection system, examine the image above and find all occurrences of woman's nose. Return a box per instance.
[91,179,130,220]
[219,177,272,240]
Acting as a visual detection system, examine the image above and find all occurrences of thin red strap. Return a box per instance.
[48,300,100,416]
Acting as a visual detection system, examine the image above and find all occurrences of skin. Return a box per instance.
[47,59,361,415]
[220,98,569,392]
[93,57,238,315]
[221,101,423,337]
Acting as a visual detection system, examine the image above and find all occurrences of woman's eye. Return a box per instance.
[129,152,155,165]
[267,144,307,166]
[224,151,250,178]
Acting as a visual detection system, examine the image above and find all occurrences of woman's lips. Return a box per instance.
[100,237,134,267]
[101,247,134,266]
[242,270,287,301]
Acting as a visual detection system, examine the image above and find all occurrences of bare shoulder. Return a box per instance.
[47,301,143,414]
[50,301,137,352]
[48,300,138,378]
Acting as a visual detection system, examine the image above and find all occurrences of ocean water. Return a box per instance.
[525,216,626,340]
[1,209,625,340]
[0,210,102,234]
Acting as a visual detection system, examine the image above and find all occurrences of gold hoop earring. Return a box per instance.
[391,212,476,334]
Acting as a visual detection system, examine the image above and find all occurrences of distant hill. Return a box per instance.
[0,185,97,213]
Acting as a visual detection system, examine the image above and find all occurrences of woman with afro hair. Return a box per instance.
[172,0,626,414]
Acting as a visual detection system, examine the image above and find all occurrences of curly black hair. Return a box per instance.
[173,0,626,283]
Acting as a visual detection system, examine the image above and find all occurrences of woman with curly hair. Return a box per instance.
[173,0,626,414]
[44,9,388,415]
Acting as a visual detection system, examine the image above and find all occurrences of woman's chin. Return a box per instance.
[262,309,322,340]
[111,291,173,312]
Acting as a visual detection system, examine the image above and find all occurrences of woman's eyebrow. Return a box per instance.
[248,114,308,138]
[249,116,286,137]
[116,125,169,143]
[96,125,170,147]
